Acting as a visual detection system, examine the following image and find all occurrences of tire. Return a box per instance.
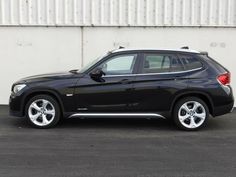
[173,97,209,131]
[25,94,61,128]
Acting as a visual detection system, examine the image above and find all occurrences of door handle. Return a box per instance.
[119,79,131,84]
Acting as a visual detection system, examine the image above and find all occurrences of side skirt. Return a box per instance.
[68,113,166,119]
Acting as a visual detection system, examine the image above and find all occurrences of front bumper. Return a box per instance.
[9,93,25,117]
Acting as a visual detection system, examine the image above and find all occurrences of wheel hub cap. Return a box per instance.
[189,110,195,116]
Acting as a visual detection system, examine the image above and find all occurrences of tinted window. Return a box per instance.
[199,54,226,72]
[179,55,203,70]
[99,54,136,75]
[171,57,185,72]
[142,54,184,73]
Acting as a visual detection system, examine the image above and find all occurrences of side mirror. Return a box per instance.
[90,68,106,80]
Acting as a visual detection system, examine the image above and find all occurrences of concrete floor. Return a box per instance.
[0,105,236,177]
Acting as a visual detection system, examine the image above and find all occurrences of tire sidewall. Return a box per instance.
[173,97,209,131]
[25,95,61,129]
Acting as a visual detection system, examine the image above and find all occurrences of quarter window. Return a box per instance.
[99,54,136,75]
[179,55,203,70]
[142,54,184,73]
[171,57,185,72]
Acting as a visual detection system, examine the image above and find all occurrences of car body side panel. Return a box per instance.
[131,73,189,112]
[9,76,79,117]
[73,75,135,112]
[28,78,78,112]
[186,68,234,116]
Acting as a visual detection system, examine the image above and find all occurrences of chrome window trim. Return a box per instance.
[103,67,203,78]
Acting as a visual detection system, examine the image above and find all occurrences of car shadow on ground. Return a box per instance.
[2,105,233,131]
[12,116,174,130]
[8,115,230,132]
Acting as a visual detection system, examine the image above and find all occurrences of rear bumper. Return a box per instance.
[211,84,234,117]
[213,101,234,117]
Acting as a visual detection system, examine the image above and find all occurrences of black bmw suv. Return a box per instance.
[9,48,234,130]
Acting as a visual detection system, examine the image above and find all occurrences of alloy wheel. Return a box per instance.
[178,101,206,129]
[28,99,56,126]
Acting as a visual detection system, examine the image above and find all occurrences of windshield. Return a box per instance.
[77,53,109,73]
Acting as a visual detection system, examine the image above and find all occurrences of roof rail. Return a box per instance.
[200,51,208,55]
[181,46,189,49]
[108,46,125,54]
[119,46,125,49]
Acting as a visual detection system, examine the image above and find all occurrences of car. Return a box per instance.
[9,47,234,130]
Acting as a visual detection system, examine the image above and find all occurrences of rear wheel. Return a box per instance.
[25,95,61,128]
[173,97,209,131]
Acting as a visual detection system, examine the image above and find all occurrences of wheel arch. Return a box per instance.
[171,91,214,117]
[22,89,64,116]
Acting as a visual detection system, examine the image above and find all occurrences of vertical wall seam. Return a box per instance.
[109,0,113,25]
[64,0,67,24]
[136,0,140,25]
[190,0,194,25]
[100,0,103,25]
[46,0,50,24]
[19,0,22,24]
[81,27,84,67]
[73,0,77,24]
[10,0,14,24]
[55,0,58,25]
[227,0,231,25]
[37,0,40,24]
[181,0,185,25]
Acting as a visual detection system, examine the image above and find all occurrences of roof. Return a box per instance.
[112,48,200,54]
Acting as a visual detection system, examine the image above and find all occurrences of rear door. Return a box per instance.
[131,52,188,112]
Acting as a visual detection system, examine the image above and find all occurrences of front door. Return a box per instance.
[74,53,139,112]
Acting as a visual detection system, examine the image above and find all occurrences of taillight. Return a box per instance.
[217,73,231,86]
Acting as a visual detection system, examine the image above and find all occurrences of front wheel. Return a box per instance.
[173,97,209,131]
[25,95,61,128]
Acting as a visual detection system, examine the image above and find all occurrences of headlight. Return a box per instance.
[13,84,26,94]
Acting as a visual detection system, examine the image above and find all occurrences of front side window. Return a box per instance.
[142,54,184,73]
[99,54,137,75]
[179,55,203,70]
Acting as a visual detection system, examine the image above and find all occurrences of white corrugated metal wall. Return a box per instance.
[0,0,236,104]
[0,0,235,26]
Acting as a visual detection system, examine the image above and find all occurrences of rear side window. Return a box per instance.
[171,57,185,72]
[142,54,184,73]
[179,55,203,70]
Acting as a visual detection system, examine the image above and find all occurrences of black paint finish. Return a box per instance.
[9,50,234,118]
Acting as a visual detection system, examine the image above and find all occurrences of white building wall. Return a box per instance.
[0,0,236,104]
[0,27,81,104]
[0,27,236,104]
[0,0,235,27]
